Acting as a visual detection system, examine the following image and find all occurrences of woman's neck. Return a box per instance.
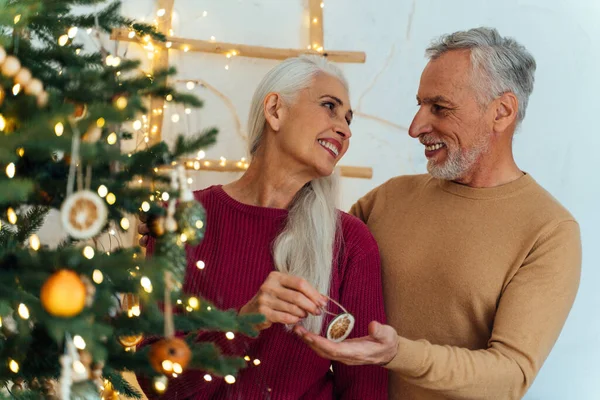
[222,151,314,209]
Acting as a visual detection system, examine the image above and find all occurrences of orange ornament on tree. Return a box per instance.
[40,270,87,317]
[148,337,191,375]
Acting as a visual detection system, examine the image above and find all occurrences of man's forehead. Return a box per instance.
[418,51,474,100]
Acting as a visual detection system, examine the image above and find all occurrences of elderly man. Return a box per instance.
[294,27,581,399]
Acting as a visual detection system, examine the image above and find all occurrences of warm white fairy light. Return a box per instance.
[13,15,21,24]
[207,306,212,311]
[73,360,86,374]
[161,192,170,201]
[166,41,172,48]
[202,10,208,17]
[98,185,108,198]
[6,163,15,179]
[29,234,40,251]
[157,8,166,16]
[128,31,135,39]
[165,94,173,102]
[186,81,195,90]
[204,374,212,382]
[154,376,167,392]
[313,17,318,23]
[180,233,188,243]
[18,304,29,319]
[58,35,69,46]
[140,276,153,293]
[17,148,24,157]
[12,84,20,95]
[188,297,200,309]
[244,356,250,362]
[141,201,150,212]
[183,45,190,52]
[0,115,6,131]
[185,108,191,115]
[320,1,325,7]
[226,332,235,340]
[204,161,211,167]
[144,137,150,143]
[161,360,173,372]
[120,217,130,230]
[107,132,117,145]
[196,260,205,270]
[210,36,216,41]
[96,118,105,127]
[110,228,115,236]
[143,35,151,43]
[106,193,116,205]
[68,27,78,38]
[195,220,203,229]
[83,246,95,259]
[8,359,19,373]
[93,269,104,284]
[132,120,142,130]
[225,375,236,384]
[225,65,229,70]
[253,359,261,366]
[86,28,92,34]
[219,157,226,166]
[197,150,206,159]
[188,177,193,185]
[54,122,64,136]
[7,208,17,224]
[73,335,86,350]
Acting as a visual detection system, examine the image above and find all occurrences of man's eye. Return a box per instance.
[432,104,445,113]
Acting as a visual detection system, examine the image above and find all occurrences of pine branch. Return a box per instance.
[14,207,49,244]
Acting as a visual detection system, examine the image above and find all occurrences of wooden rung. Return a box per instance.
[110,28,366,63]
[159,159,372,179]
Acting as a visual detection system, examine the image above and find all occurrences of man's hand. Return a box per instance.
[294,321,399,366]
[138,222,150,247]
[239,271,328,331]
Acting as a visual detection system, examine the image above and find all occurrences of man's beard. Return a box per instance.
[426,131,491,181]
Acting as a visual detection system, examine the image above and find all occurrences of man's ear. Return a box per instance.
[264,93,283,132]
[492,92,518,133]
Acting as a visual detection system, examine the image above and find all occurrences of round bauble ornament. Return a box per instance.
[60,190,107,239]
[148,337,191,375]
[1,55,21,77]
[40,270,87,317]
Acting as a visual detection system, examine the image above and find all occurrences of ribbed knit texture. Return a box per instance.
[141,185,387,399]
[350,173,581,400]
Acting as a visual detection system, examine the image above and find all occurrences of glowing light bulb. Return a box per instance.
[196,260,205,270]
[6,163,15,178]
[98,185,108,198]
[83,246,94,259]
[8,359,19,373]
[18,303,29,319]
[58,35,69,46]
[120,217,130,230]
[68,27,78,38]
[225,375,236,384]
[133,120,142,130]
[29,234,40,251]
[73,335,86,349]
[107,132,117,144]
[226,332,235,340]
[141,201,150,212]
[106,193,116,205]
[93,269,104,284]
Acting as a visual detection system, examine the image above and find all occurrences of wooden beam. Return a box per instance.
[161,159,372,179]
[147,0,174,145]
[309,0,325,51]
[110,28,366,63]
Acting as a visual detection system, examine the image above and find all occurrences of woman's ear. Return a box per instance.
[264,93,283,131]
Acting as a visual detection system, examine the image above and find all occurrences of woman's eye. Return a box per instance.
[322,102,335,110]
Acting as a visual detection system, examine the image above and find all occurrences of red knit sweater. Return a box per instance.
[142,185,387,399]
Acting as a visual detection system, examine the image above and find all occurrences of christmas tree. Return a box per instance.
[0,0,262,398]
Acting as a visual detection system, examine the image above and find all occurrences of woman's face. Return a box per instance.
[266,73,353,178]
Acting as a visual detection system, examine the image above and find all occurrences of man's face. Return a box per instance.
[409,50,493,181]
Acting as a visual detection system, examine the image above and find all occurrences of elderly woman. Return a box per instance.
[139,55,387,399]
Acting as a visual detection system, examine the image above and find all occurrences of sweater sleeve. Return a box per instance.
[348,182,385,224]
[332,219,388,400]
[386,220,582,400]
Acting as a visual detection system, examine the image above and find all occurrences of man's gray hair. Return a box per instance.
[426,27,536,123]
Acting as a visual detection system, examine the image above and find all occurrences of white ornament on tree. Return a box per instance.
[60,190,107,239]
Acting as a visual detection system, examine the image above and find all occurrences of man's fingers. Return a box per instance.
[138,223,149,235]
[139,235,148,247]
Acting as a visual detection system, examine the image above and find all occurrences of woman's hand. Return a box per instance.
[239,271,328,331]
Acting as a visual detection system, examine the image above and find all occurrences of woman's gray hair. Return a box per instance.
[247,55,348,334]
[426,27,536,123]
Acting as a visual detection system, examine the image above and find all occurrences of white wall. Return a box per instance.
[43,0,599,398]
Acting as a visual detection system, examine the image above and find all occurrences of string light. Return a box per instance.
[127,305,141,317]
[29,234,40,251]
[106,193,116,205]
[128,31,135,39]
[244,356,250,361]
[225,375,236,384]
[196,260,205,270]
[210,36,216,41]
[171,114,180,123]
[73,335,86,350]
[154,376,167,392]
[226,332,235,340]
[96,118,105,127]
[8,359,19,373]
[97,185,108,198]
[109,229,116,236]
[58,35,69,46]
[0,114,6,131]
[7,208,17,224]
[143,35,151,43]
[83,246,94,259]
[18,303,29,319]
[195,220,203,229]
[115,96,128,110]
[120,217,130,230]
[185,108,191,114]
[165,94,173,102]
[12,84,20,95]
[13,15,21,24]
[107,132,117,144]
[313,18,318,23]
[157,8,166,16]
[6,163,15,178]
[197,150,206,159]
[75,49,81,55]
[219,157,227,166]
[204,374,212,382]
[188,297,200,309]
[186,81,195,90]
[17,148,24,157]
[180,233,188,243]
[141,201,150,212]
[93,269,104,284]
[173,363,183,374]
[140,276,153,293]
[161,192,170,201]
[204,161,211,167]
[225,65,229,70]
[54,122,64,136]
[68,27,78,38]
[166,42,172,48]
[253,359,261,366]
[132,120,142,130]
[321,1,325,7]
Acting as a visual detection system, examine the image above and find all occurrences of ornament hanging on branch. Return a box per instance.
[117,293,144,348]
[60,190,107,239]
[40,270,87,318]
[0,45,49,107]
[323,295,355,343]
